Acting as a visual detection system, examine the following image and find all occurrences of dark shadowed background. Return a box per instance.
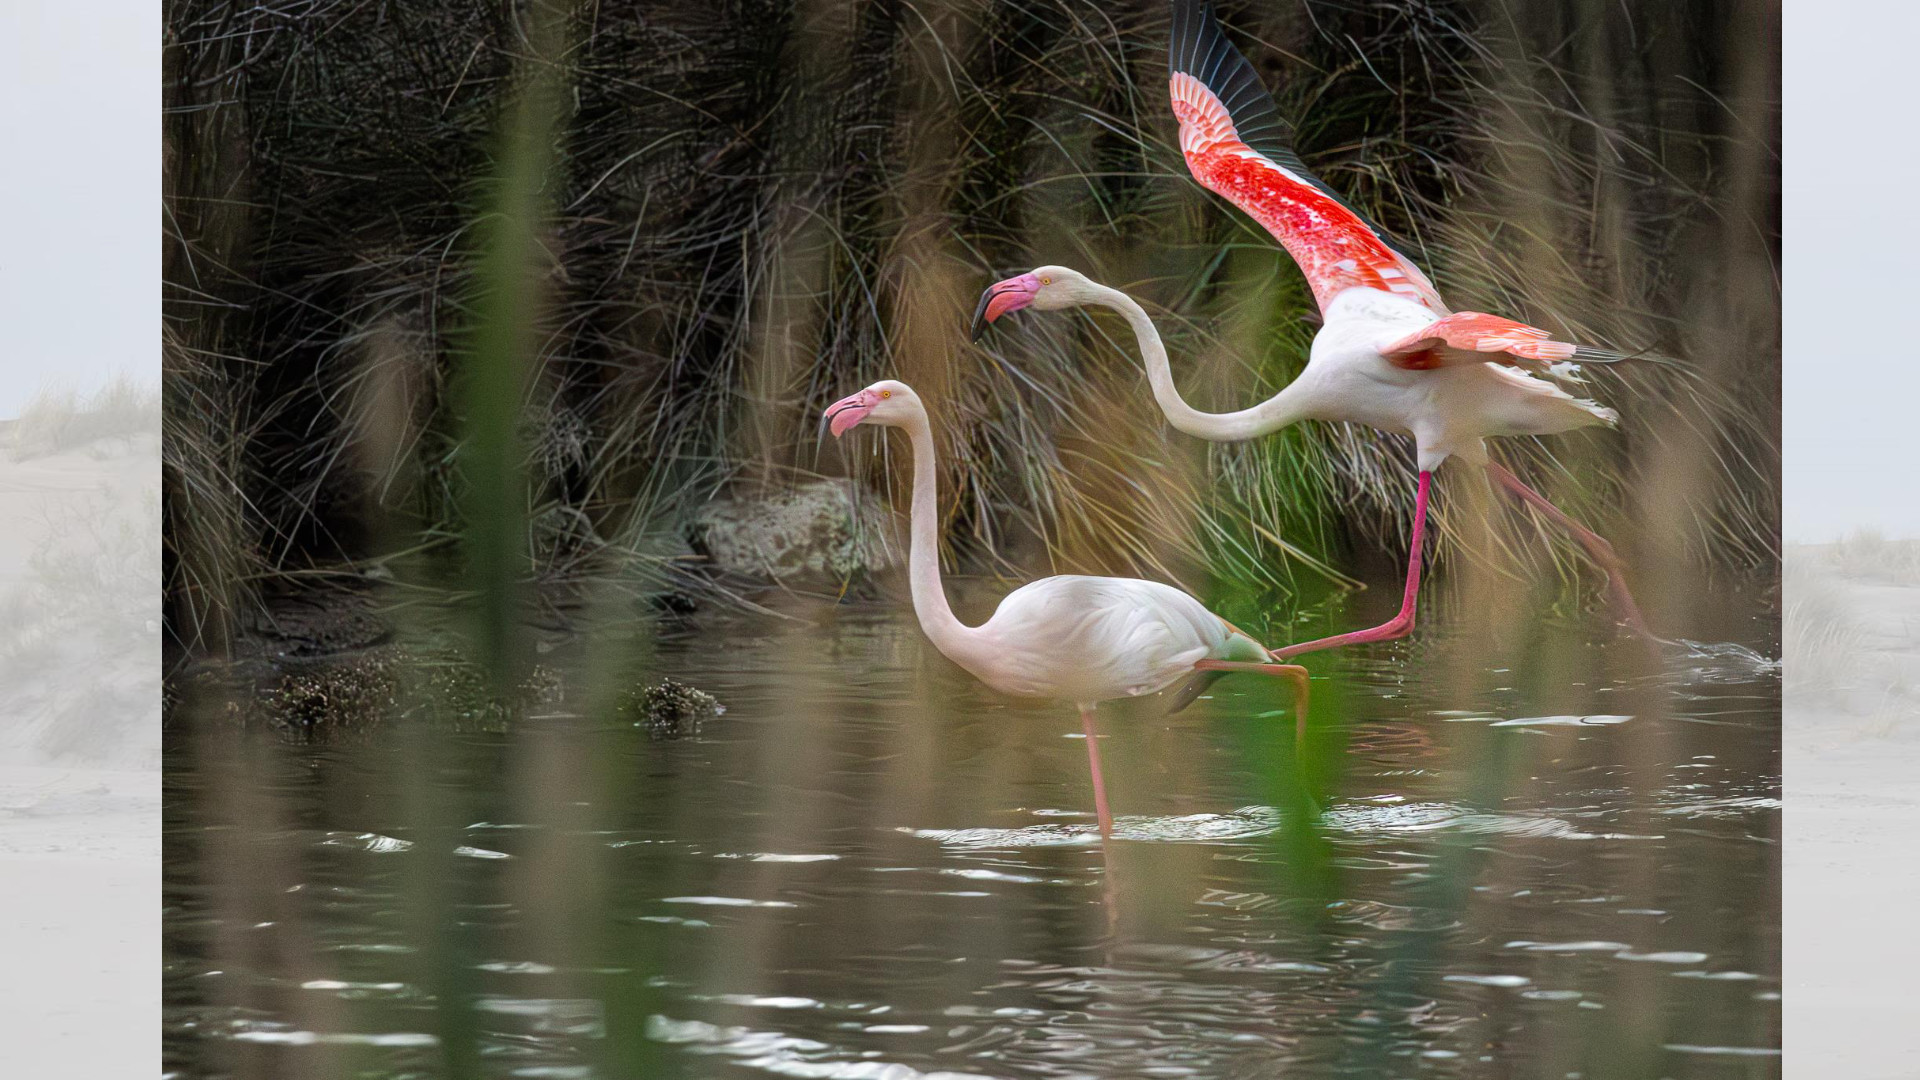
[163,0,1778,651]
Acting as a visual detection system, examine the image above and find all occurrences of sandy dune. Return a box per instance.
[1785,544,1920,1079]
[0,432,159,1077]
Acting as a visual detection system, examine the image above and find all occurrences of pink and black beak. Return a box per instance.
[969,273,1041,342]
[824,389,877,438]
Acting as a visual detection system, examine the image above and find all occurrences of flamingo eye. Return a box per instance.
[1041,277,1052,285]
[880,390,891,399]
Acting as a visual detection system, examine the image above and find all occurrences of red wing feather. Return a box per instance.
[1380,312,1577,371]
[1171,75,1443,315]
[1165,0,1446,315]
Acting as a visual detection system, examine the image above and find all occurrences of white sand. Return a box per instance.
[1785,546,1920,1079]
[0,433,159,1076]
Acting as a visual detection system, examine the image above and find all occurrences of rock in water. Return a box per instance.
[624,678,725,740]
[690,478,891,586]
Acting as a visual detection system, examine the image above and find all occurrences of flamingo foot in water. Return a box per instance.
[1190,659,1312,742]
[1484,460,1656,642]
[1273,470,1432,661]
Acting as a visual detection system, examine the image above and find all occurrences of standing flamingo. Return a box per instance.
[971,0,1652,660]
[825,379,1310,837]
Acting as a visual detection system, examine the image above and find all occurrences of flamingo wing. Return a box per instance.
[1378,312,1579,372]
[1168,0,1445,315]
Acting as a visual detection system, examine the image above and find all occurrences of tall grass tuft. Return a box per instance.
[1783,554,1867,697]
[1828,530,1920,586]
[9,376,160,461]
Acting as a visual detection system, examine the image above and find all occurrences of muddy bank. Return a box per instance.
[164,581,737,741]
[165,588,562,740]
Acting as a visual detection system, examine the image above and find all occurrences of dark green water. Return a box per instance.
[164,584,1780,1079]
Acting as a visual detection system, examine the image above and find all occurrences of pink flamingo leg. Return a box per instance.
[1192,659,1311,741]
[1078,705,1115,839]
[1483,461,1653,638]
[1273,470,1432,660]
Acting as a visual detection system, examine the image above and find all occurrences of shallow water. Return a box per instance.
[164,590,1780,1079]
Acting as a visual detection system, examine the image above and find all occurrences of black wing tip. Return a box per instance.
[1168,1,1286,145]
[1571,344,1673,365]
[1168,0,1224,79]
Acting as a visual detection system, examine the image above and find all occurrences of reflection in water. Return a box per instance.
[163,597,1780,1078]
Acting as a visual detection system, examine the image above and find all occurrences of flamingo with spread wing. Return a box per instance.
[973,0,1653,659]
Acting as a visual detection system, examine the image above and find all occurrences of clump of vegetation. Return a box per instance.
[0,482,159,764]
[1783,554,1867,697]
[265,657,404,735]
[9,377,159,462]
[1828,530,1920,585]
[414,654,566,728]
[1787,538,1920,740]
[162,0,1778,654]
[163,325,260,659]
[619,677,725,740]
[166,645,569,739]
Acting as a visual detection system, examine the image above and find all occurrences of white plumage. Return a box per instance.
[1305,288,1618,471]
[964,575,1259,703]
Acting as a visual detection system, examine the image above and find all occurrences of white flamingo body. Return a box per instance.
[1300,288,1619,470]
[961,574,1263,703]
[824,379,1307,834]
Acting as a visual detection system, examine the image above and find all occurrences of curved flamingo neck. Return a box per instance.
[1087,283,1313,442]
[898,403,981,665]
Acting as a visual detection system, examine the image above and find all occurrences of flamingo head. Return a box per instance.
[825,379,918,437]
[970,266,1093,341]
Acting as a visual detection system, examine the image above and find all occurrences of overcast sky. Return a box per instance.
[0,5,154,419]
[0,5,1905,539]
[1782,2,1919,540]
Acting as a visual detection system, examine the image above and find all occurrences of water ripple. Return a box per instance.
[908,806,1285,848]
[647,1015,1002,1079]
[1324,802,1661,841]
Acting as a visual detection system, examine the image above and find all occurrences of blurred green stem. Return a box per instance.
[456,0,572,688]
